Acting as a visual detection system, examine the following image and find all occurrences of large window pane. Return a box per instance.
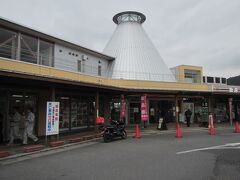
[39,40,53,66]
[71,97,95,129]
[57,96,70,131]
[20,34,38,64]
[0,27,17,59]
[184,70,201,83]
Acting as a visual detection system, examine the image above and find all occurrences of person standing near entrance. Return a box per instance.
[8,107,22,145]
[185,109,192,127]
[23,107,38,145]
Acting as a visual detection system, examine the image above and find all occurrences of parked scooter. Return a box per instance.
[101,120,127,142]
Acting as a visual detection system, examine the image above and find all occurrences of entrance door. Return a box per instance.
[0,90,38,144]
[129,102,141,124]
[8,92,38,142]
[182,103,195,123]
[149,100,175,124]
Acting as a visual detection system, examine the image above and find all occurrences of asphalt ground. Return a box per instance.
[0,129,240,180]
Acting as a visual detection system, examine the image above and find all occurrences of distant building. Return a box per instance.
[228,75,240,86]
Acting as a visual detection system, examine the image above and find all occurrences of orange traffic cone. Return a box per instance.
[135,124,141,139]
[234,121,240,133]
[176,123,182,138]
[209,119,214,135]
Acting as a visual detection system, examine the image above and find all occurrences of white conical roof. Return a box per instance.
[103,11,176,82]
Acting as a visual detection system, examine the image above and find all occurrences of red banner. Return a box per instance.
[141,95,148,121]
[120,95,126,120]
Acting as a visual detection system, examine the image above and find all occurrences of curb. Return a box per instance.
[49,141,65,147]
[0,137,102,165]
[0,151,11,158]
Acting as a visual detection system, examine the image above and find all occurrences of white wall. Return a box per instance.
[54,44,110,77]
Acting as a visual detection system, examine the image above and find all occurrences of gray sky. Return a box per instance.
[0,0,239,78]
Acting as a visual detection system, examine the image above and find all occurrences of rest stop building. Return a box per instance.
[0,11,239,143]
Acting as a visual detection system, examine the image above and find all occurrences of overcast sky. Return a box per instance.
[0,0,239,78]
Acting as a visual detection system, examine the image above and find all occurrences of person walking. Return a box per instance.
[8,107,22,145]
[185,109,192,127]
[22,107,38,145]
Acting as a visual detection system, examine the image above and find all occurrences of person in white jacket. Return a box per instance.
[23,108,38,145]
[8,107,22,145]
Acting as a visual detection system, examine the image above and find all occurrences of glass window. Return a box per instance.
[184,70,201,83]
[207,76,214,83]
[39,40,53,66]
[82,60,85,73]
[0,27,17,59]
[71,99,88,129]
[20,34,38,64]
[77,60,81,72]
[98,65,101,76]
[117,13,142,24]
[71,97,95,129]
[57,96,95,131]
[57,96,70,131]
[215,77,220,83]
[110,98,121,121]
[221,78,226,84]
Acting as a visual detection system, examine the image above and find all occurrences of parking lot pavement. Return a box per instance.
[0,129,240,180]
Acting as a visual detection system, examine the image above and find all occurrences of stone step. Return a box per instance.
[95,134,102,138]
[23,145,44,153]
[68,137,84,143]
[0,151,11,158]
[49,140,65,147]
[83,135,95,140]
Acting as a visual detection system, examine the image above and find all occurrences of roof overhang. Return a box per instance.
[0,58,215,94]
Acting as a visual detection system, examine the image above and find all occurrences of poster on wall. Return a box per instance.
[141,95,149,121]
[120,95,126,120]
[46,101,60,136]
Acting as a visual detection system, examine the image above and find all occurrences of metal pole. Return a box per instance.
[16,32,21,60]
[95,90,99,132]
[175,96,179,126]
[45,134,48,145]
[37,38,40,64]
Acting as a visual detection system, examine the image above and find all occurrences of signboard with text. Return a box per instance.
[212,85,240,93]
[46,102,60,136]
[141,95,149,121]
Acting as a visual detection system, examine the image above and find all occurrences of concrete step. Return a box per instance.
[95,134,102,138]
[49,141,65,147]
[68,137,84,143]
[0,151,11,158]
[23,145,44,153]
[83,135,95,140]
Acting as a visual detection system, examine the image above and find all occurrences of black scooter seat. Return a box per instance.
[105,125,115,129]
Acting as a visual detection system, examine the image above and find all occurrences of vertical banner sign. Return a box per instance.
[120,95,126,120]
[141,95,149,121]
[229,98,233,125]
[46,101,60,136]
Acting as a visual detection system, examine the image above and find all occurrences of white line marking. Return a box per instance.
[176,142,240,155]
[225,143,240,146]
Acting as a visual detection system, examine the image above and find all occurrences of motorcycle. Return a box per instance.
[101,120,127,142]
